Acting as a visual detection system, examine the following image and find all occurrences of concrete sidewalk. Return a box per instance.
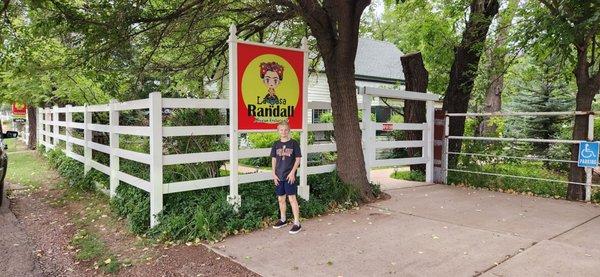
[210,183,600,276]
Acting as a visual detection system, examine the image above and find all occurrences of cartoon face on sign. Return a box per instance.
[241,54,299,125]
[260,62,284,106]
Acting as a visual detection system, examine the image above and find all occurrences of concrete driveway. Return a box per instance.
[210,184,600,276]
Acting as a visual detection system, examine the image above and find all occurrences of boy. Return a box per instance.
[270,120,302,234]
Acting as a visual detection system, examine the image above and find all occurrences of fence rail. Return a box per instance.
[443,111,596,201]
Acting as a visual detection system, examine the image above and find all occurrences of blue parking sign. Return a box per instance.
[578,141,599,168]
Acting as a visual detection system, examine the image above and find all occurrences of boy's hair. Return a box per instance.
[277,120,290,129]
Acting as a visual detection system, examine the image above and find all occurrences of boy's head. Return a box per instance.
[277,120,290,139]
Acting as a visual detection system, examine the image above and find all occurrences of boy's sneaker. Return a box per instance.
[273,220,287,229]
[289,224,301,234]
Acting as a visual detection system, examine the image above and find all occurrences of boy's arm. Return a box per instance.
[286,157,301,183]
[290,157,301,176]
[271,143,279,184]
[292,140,301,175]
[271,157,277,175]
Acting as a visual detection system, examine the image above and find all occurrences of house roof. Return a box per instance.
[354,38,405,84]
[315,38,405,84]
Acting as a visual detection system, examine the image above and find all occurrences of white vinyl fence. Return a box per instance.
[38,93,342,227]
[38,89,437,227]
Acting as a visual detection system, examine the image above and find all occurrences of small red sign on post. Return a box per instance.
[12,103,26,118]
[382,123,394,132]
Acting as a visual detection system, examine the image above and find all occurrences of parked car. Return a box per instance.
[0,131,19,206]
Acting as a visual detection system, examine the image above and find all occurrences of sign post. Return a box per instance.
[12,103,27,123]
[578,140,598,202]
[228,25,241,209]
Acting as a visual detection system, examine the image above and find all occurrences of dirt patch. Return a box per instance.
[9,181,258,276]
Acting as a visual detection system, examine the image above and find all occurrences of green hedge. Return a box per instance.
[448,162,568,198]
[143,171,367,241]
[43,145,380,241]
[45,148,102,191]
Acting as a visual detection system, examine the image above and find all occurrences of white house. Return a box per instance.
[307,38,406,123]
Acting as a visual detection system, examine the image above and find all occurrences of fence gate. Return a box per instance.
[442,111,597,202]
[359,87,440,183]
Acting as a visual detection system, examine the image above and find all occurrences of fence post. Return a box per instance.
[362,90,372,182]
[53,105,59,147]
[298,37,310,201]
[42,108,46,147]
[585,113,594,202]
[227,24,241,209]
[22,108,29,144]
[65,105,73,156]
[443,114,449,184]
[44,108,50,148]
[37,108,42,148]
[425,101,434,183]
[109,99,119,198]
[433,109,446,183]
[149,92,164,227]
[83,104,92,174]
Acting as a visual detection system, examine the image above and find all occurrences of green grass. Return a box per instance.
[390,170,425,182]
[70,230,121,273]
[71,230,106,261]
[4,138,28,152]
[6,151,57,189]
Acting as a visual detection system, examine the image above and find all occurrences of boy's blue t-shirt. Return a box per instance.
[270,139,302,180]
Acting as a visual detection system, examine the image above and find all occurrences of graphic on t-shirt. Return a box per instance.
[276,145,294,160]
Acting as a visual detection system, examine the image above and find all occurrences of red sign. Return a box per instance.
[382,123,394,132]
[236,42,304,130]
[12,103,26,118]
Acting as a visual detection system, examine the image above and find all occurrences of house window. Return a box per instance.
[312,109,330,123]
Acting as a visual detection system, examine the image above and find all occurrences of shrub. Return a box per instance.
[390,170,425,182]
[139,171,363,241]
[448,162,568,198]
[110,183,150,234]
[45,148,96,191]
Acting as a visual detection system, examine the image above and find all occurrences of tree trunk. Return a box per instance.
[567,39,600,201]
[442,0,499,168]
[568,93,594,200]
[297,0,374,201]
[401,52,428,173]
[480,74,503,135]
[27,105,37,150]
[326,66,372,200]
[479,0,516,136]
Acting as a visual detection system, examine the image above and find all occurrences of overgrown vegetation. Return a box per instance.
[448,162,569,198]
[390,169,425,182]
[41,143,382,242]
[114,171,373,241]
